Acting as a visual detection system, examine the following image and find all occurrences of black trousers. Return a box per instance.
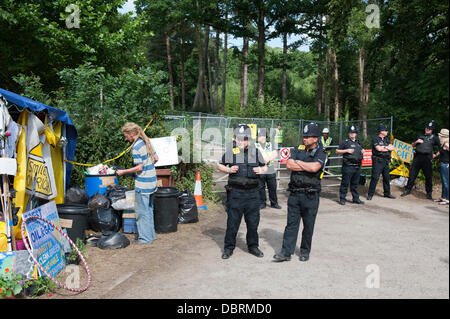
[259,173,278,206]
[340,165,361,201]
[224,189,260,251]
[405,154,433,194]
[368,157,391,196]
[282,192,320,257]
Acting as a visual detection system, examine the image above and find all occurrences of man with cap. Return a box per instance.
[273,122,327,263]
[367,124,396,200]
[320,128,333,159]
[336,125,365,205]
[401,121,441,199]
[216,124,268,259]
[256,128,282,210]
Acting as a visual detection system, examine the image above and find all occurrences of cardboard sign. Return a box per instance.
[150,136,179,167]
[392,139,414,163]
[362,149,373,167]
[22,201,66,278]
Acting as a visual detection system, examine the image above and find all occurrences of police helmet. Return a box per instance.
[426,120,436,131]
[303,123,320,137]
[257,128,267,137]
[378,124,388,132]
[234,124,252,140]
[348,125,358,133]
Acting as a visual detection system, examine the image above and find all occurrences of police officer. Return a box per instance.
[256,128,282,209]
[216,124,267,259]
[401,121,441,199]
[273,123,326,262]
[274,122,284,149]
[367,124,396,200]
[336,125,365,205]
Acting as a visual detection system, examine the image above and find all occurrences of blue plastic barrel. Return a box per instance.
[85,174,118,198]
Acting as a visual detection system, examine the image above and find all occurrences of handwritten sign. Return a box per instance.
[392,139,414,163]
[22,201,66,278]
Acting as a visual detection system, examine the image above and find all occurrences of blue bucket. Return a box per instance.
[85,174,118,198]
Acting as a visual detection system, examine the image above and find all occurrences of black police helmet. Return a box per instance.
[234,124,252,140]
[257,128,267,137]
[348,125,358,133]
[303,122,320,137]
[426,120,436,131]
[378,124,388,132]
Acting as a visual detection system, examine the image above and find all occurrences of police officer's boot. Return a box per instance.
[222,249,233,259]
[273,253,291,262]
[401,189,411,197]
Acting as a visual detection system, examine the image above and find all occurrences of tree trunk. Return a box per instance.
[180,37,186,110]
[213,29,220,113]
[221,6,228,114]
[165,33,175,110]
[332,49,340,122]
[203,26,211,111]
[316,17,324,115]
[240,36,249,111]
[257,7,265,103]
[359,48,369,139]
[193,24,205,111]
[282,31,288,113]
[324,46,331,122]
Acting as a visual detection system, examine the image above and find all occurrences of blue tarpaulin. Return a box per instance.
[0,88,77,189]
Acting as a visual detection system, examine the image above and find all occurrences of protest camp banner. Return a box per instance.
[22,201,66,278]
[25,113,58,200]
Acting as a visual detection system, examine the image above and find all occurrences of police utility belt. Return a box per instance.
[288,187,320,194]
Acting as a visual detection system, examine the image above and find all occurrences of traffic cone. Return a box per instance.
[194,171,207,210]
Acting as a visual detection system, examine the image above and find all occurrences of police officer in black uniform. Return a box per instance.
[401,121,441,199]
[216,124,267,259]
[367,124,396,200]
[336,125,365,205]
[273,123,326,262]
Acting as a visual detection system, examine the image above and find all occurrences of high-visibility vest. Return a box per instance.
[320,136,333,156]
[255,142,274,165]
[275,129,283,144]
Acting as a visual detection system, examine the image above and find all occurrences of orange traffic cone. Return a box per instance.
[194,171,207,210]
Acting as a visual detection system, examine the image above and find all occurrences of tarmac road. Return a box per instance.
[53,185,449,299]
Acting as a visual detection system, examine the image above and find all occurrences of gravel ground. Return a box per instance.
[47,184,449,300]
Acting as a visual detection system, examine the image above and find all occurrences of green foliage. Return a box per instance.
[171,162,219,202]
[26,276,57,298]
[0,271,23,298]
[14,63,170,187]
[66,238,88,262]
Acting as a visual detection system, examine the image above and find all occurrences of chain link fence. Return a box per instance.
[162,112,393,192]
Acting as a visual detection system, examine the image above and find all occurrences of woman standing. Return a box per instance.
[436,129,449,205]
[117,122,159,244]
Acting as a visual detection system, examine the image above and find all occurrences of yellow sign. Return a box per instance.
[392,139,414,163]
[247,124,257,140]
[25,158,53,197]
[390,163,410,177]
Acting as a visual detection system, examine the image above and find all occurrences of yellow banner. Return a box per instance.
[390,163,410,177]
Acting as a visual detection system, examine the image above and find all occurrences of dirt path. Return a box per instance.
[48,185,448,299]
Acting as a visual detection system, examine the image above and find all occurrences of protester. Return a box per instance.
[435,129,449,205]
[117,122,159,245]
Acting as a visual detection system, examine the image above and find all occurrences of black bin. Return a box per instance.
[57,204,90,242]
[154,187,180,233]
